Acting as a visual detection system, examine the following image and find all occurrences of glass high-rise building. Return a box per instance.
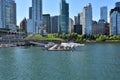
[0,0,16,31]
[100,6,108,22]
[74,13,80,25]
[81,3,92,35]
[43,14,51,33]
[116,2,120,7]
[110,2,120,35]
[32,0,42,34]
[74,16,78,25]
[69,18,74,33]
[29,7,32,19]
[0,0,6,28]
[27,7,32,34]
[51,16,59,33]
[60,0,69,34]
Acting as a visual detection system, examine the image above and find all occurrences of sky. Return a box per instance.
[16,0,120,25]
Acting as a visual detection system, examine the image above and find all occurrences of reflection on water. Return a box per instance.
[0,43,120,80]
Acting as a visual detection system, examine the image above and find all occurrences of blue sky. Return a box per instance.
[16,0,119,25]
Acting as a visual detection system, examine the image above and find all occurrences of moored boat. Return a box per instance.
[47,42,85,51]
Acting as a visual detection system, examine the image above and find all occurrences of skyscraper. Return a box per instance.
[43,14,51,33]
[69,18,74,33]
[32,0,43,34]
[81,3,92,35]
[60,0,69,34]
[27,6,32,34]
[110,2,120,35]
[51,16,59,33]
[78,13,80,24]
[74,13,80,25]
[100,6,108,22]
[74,16,78,25]
[29,7,32,19]
[115,2,120,7]
[0,0,16,31]
[6,0,16,30]
[92,21,98,34]
[97,19,105,34]
[74,24,82,34]
[27,19,33,34]
[0,0,6,28]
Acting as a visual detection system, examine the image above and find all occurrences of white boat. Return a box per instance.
[61,42,85,48]
[44,42,55,48]
[48,44,59,50]
[47,42,85,51]
[48,44,72,51]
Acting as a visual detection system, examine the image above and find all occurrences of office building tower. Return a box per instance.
[97,19,105,34]
[29,7,32,19]
[27,7,33,34]
[0,0,6,28]
[27,19,33,34]
[110,2,120,35]
[69,18,74,33]
[81,3,92,35]
[0,0,16,31]
[32,0,43,34]
[104,23,110,35]
[74,13,81,25]
[74,24,82,34]
[74,16,78,25]
[80,12,83,25]
[92,20,108,35]
[100,6,108,22]
[116,2,120,7]
[60,0,69,34]
[78,13,80,24]
[92,21,98,35]
[51,16,59,33]
[43,14,51,33]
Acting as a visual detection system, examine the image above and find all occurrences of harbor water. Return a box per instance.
[0,43,120,80]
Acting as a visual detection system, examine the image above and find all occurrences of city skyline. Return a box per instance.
[16,0,119,25]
